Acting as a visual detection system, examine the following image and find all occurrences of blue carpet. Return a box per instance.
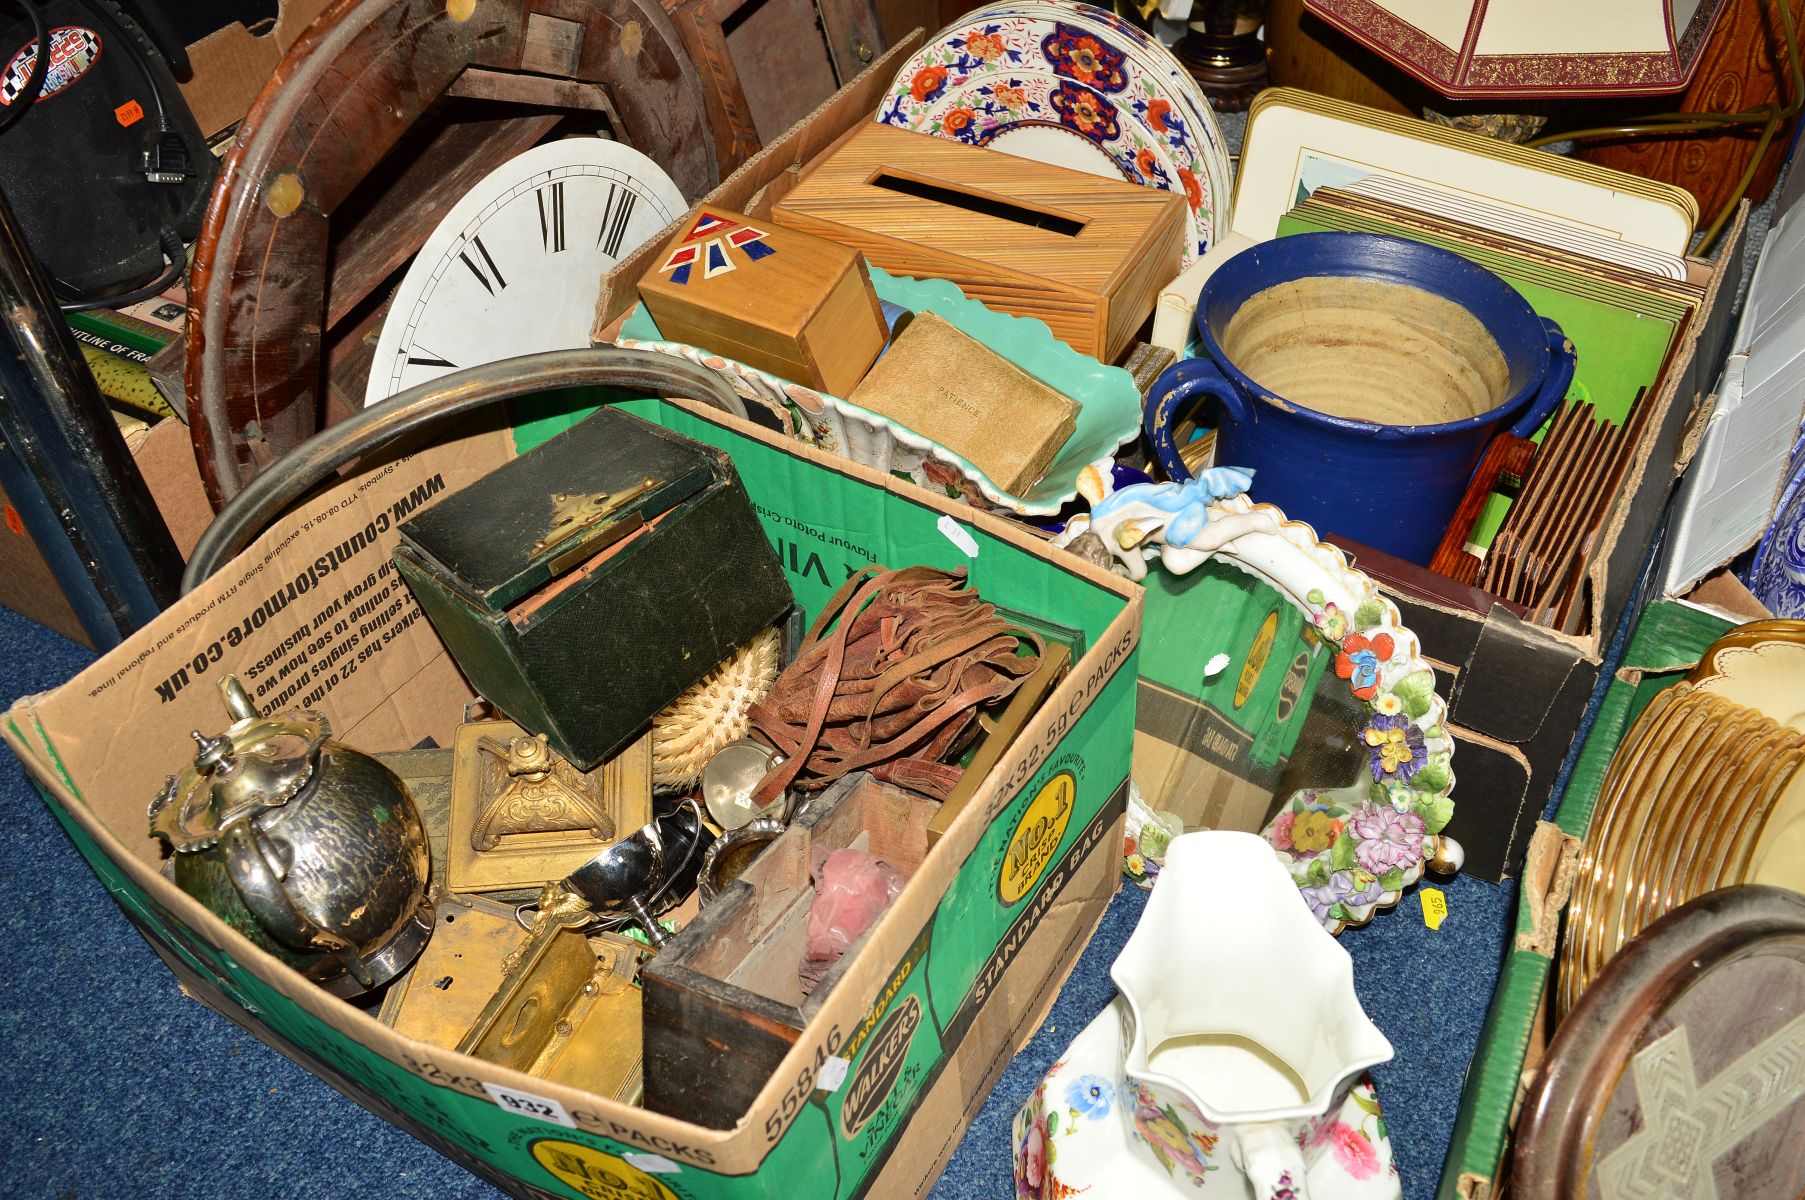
[0,603,1514,1198]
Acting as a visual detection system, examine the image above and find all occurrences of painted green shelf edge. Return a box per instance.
[1436,596,1736,1198]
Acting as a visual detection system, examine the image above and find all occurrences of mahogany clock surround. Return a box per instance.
[185,0,719,508]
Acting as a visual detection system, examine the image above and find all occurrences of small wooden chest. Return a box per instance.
[636,207,890,396]
[640,772,935,1129]
[770,123,1186,361]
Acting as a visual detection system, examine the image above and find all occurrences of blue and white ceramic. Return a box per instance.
[1752,446,1805,617]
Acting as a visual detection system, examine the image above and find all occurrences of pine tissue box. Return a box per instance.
[770,123,1184,362]
[848,312,1079,495]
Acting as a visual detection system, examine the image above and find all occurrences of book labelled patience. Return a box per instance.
[850,313,1078,494]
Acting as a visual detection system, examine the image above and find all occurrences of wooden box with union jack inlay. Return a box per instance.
[636,207,890,397]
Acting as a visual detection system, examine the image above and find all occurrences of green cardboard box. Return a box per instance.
[3,398,1142,1200]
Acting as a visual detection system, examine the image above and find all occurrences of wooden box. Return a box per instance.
[640,772,936,1129]
[769,123,1186,361]
[849,312,1079,494]
[637,207,890,397]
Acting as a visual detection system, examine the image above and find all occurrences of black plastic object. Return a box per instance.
[0,0,214,302]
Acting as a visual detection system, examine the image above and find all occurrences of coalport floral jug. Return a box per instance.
[1111,831,1394,1199]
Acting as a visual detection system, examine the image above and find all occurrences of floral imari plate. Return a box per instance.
[932,0,1231,176]
[1013,998,1401,1200]
[905,69,1191,191]
[1000,0,1230,196]
[877,1,1230,264]
[1059,481,1461,934]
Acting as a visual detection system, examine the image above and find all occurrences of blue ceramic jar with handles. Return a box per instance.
[1145,232,1575,566]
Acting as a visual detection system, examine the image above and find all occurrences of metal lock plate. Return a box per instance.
[458,890,644,1104]
[377,891,526,1046]
[530,478,659,574]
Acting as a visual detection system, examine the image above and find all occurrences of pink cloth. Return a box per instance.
[799,847,905,995]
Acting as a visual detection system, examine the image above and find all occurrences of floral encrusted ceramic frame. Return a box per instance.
[1060,473,1460,934]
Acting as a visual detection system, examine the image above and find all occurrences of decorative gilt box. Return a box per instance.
[393,409,793,771]
[770,123,1186,362]
[636,207,890,396]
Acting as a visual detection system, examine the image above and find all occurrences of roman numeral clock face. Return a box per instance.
[363,138,687,405]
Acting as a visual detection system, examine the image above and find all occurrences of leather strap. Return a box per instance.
[746,568,884,808]
[748,566,1041,804]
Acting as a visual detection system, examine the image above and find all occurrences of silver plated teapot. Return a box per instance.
[149,677,434,997]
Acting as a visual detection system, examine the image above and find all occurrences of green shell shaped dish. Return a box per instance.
[617,267,1143,516]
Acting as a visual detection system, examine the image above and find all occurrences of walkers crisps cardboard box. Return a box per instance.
[2,396,1141,1199]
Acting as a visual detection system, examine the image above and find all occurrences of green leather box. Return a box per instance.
[392,408,792,770]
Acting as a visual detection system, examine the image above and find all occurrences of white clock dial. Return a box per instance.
[364,137,686,405]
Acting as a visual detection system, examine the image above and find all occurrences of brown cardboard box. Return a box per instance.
[0,477,88,645]
[178,1,336,138]
[592,26,1751,884]
[0,419,210,648]
[1317,207,1750,879]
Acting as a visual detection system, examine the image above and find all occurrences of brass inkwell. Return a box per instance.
[446,718,653,894]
